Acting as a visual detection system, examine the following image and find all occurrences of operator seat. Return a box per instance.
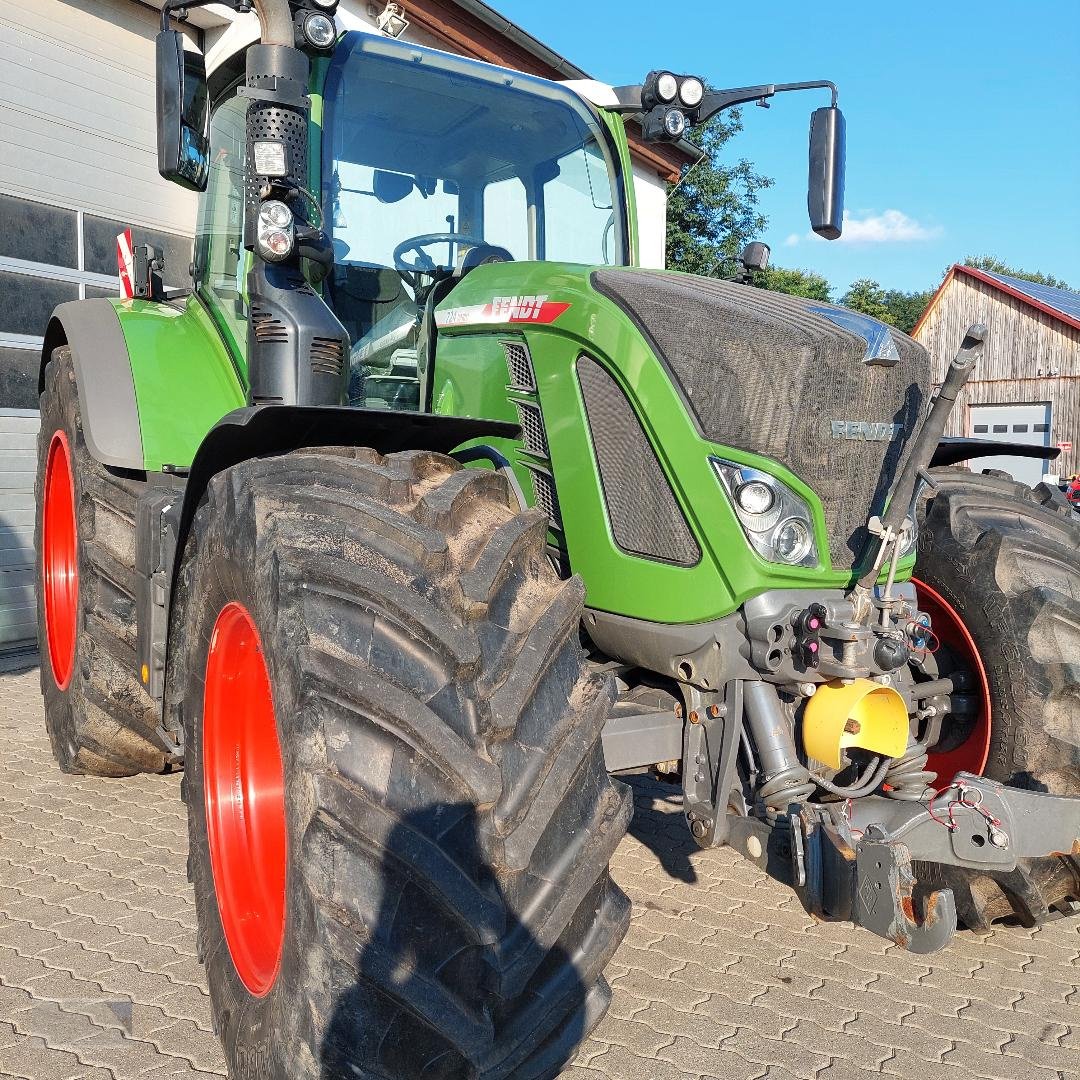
[324,264,407,347]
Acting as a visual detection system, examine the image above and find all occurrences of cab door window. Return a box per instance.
[195,93,249,360]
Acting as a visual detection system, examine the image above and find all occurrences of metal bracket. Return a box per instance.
[853,839,957,953]
[237,81,310,109]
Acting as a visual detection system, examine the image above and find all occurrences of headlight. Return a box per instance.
[679,77,704,108]
[303,11,337,49]
[656,72,679,102]
[712,458,820,568]
[898,521,917,559]
[663,108,687,138]
[256,200,294,262]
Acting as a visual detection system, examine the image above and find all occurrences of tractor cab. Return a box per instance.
[197,32,627,412]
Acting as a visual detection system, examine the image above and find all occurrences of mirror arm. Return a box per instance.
[697,80,838,124]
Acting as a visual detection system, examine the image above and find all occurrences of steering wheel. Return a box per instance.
[393,232,487,274]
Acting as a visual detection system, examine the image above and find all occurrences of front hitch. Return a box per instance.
[727,773,1080,952]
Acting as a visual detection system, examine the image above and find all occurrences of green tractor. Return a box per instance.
[36,1,1080,1076]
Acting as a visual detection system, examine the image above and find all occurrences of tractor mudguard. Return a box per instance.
[175,405,521,560]
[134,405,519,707]
[40,300,145,470]
[41,296,248,473]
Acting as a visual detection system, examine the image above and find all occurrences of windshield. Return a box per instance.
[321,35,625,359]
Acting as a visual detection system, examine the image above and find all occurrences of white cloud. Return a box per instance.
[784,233,801,247]
[833,209,942,244]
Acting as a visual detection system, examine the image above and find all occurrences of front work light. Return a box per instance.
[256,200,295,262]
[712,459,820,568]
[663,109,687,138]
[303,12,337,49]
[679,77,704,108]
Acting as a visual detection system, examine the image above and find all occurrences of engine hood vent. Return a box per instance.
[592,270,932,569]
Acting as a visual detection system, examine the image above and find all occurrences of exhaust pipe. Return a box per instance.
[250,0,296,47]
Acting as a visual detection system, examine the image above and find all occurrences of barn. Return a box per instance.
[913,263,1080,486]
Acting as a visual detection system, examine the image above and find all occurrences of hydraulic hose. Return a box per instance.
[812,755,890,799]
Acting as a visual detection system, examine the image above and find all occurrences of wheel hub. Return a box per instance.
[42,431,78,690]
[203,602,286,997]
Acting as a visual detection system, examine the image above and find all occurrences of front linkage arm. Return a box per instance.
[725,774,1080,953]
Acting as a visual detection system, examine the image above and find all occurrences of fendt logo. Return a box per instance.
[435,294,571,328]
[830,420,903,441]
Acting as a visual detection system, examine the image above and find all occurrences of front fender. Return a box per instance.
[40,296,245,472]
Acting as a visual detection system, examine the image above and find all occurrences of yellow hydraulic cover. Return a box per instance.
[802,679,910,769]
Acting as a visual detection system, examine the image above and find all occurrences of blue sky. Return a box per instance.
[493,0,1080,295]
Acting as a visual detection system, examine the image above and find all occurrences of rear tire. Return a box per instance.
[170,447,631,1080]
[916,469,1080,928]
[36,346,170,776]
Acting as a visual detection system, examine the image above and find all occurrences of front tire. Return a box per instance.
[915,470,1080,928]
[170,447,631,1080]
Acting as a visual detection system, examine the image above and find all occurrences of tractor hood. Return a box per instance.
[591,270,932,569]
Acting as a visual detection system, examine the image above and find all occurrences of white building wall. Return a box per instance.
[632,164,668,269]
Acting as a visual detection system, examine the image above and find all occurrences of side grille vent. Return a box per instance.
[577,355,701,567]
[515,401,549,458]
[528,467,562,529]
[310,336,345,377]
[251,305,288,344]
[502,340,536,391]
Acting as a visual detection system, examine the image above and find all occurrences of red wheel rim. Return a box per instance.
[203,602,286,997]
[913,578,992,786]
[42,431,78,690]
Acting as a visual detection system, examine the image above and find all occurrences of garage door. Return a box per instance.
[0,0,199,655]
[969,402,1053,487]
[0,411,38,654]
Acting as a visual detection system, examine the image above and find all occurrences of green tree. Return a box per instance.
[666,108,773,278]
[959,255,1072,291]
[841,278,893,323]
[881,288,933,334]
[756,265,832,301]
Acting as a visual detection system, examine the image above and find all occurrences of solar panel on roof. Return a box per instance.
[982,270,1080,323]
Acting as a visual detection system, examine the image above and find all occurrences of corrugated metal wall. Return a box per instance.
[0,0,199,656]
[0,0,198,237]
[914,273,1080,477]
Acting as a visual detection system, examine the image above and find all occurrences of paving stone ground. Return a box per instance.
[2,666,1079,1080]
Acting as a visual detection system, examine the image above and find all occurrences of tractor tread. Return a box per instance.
[918,470,1080,929]
[170,447,630,1079]
[37,347,168,777]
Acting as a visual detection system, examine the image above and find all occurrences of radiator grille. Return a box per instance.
[592,270,931,569]
[515,400,549,458]
[577,355,701,567]
[528,467,561,529]
[502,340,536,392]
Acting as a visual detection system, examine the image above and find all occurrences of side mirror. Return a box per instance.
[740,241,771,272]
[373,170,414,204]
[808,106,845,239]
[156,30,209,192]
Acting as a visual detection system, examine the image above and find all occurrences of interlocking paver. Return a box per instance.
[3,666,1080,1080]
